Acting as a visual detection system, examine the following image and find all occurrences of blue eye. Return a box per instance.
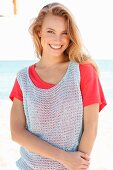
[47,30,54,34]
[63,32,68,35]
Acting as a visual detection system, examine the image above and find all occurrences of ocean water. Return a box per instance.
[0,60,113,101]
[0,60,35,100]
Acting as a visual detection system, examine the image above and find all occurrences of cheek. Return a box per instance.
[40,35,49,46]
[42,34,54,43]
[64,37,70,45]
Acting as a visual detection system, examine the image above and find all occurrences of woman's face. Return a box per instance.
[39,14,70,58]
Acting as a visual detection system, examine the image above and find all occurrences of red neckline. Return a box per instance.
[28,64,55,89]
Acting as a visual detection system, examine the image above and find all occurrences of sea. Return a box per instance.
[0,60,113,102]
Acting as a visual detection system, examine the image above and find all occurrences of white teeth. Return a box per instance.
[50,45,62,49]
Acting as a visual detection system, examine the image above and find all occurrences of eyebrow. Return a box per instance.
[46,28,54,30]
[46,28,67,32]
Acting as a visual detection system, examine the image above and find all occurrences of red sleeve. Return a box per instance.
[9,78,23,101]
[79,64,107,112]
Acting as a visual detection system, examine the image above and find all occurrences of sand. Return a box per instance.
[0,99,113,170]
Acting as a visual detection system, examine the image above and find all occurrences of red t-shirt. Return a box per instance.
[9,63,107,112]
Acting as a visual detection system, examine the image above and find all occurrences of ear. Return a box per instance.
[38,31,41,37]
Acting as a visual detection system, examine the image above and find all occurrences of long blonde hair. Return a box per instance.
[29,2,99,72]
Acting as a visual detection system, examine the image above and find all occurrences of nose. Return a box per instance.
[54,35,62,42]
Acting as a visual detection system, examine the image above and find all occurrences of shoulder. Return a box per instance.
[17,67,28,76]
[79,63,96,72]
[16,65,32,83]
[72,61,95,72]
[79,63,98,80]
[17,64,35,77]
[16,67,28,88]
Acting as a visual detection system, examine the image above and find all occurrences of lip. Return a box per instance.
[49,44,62,50]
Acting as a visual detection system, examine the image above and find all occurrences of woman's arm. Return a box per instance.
[10,98,90,169]
[10,98,65,161]
[78,103,99,155]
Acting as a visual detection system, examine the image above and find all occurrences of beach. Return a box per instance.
[0,99,113,170]
[0,1,113,169]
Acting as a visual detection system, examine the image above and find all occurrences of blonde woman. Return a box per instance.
[10,2,107,170]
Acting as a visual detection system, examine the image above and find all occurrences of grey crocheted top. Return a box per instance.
[16,60,83,170]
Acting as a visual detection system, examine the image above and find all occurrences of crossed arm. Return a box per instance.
[10,98,99,169]
[78,103,99,155]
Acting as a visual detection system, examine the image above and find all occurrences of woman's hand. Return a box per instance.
[61,151,90,170]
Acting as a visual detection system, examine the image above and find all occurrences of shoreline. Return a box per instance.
[0,99,113,170]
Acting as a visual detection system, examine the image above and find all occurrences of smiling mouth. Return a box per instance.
[49,44,62,49]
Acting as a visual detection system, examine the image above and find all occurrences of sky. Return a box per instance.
[0,0,113,60]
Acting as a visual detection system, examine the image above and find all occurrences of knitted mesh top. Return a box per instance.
[16,60,83,170]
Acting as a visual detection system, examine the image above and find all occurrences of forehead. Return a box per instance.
[42,14,67,30]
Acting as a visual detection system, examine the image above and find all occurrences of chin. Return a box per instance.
[50,51,65,56]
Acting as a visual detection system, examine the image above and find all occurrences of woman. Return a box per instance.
[10,2,107,170]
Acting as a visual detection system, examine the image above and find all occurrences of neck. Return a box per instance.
[38,55,69,68]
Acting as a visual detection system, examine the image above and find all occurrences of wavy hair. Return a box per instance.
[29,2,99,72]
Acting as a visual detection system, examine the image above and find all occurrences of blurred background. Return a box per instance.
[0,0,113,169]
